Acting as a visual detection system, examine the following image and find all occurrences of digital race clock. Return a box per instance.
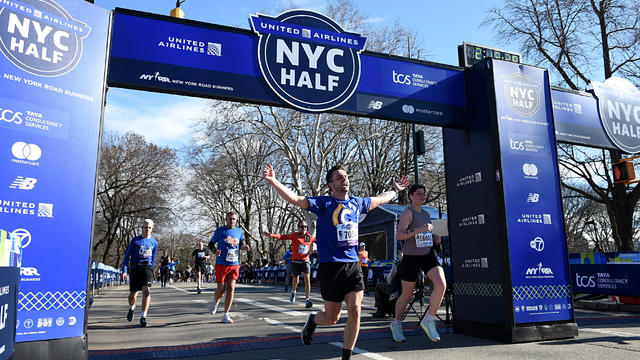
[458,42,522,68]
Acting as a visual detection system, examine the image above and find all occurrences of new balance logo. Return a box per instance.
[9,176,37,190]
[367,100,383,110]
[526,193,539,203]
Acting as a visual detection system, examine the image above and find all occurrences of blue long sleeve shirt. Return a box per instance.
[122,235,158,273]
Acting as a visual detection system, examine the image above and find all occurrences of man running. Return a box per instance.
[192,241,210,294]
[263,164,407,360]
[283,248,292,292]
[264,220,316,308]
[121,219,158,327]
[359,242,370,294]
[208,211,250,324]
[159,250,171,289]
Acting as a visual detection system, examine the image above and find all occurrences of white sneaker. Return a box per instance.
[420,317,441,342]
[390,322,406,342]
[209,301,219,315]
[222,312,233,324]
[290,291,296,303]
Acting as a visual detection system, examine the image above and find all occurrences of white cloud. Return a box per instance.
[104,93,208,148]
[364,16,385,24]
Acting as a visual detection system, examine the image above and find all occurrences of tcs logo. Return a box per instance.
[575,273,595,288]
[510,138,524,150]
[392,70,411,85]
[0,107,23,124]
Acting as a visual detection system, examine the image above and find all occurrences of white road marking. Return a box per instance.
[235,298,308,317]
[308,295,378,311]
[580,327,640,338]
[329,342,394,360]
[263,317,301,333]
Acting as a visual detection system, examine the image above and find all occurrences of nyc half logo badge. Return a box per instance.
[250,10,366,112]
[591,77,640,154]
[502,73,541,117]
[0,0,91,77]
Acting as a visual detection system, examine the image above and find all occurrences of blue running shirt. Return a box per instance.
[210,226,244,266]
[122,236,158,273]
[306,196,371,263]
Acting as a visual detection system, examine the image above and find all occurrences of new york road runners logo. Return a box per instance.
[0,0,91,77]
[250,9,366,112]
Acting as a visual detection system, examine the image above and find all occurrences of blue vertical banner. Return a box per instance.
[0,267,19,360]
[0,0,110,342]
[492,61,573,324]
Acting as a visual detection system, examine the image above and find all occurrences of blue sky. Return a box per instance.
[94,0,506,147]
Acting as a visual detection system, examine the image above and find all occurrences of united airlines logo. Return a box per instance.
[0,0,91,76]
[250,10,366,112]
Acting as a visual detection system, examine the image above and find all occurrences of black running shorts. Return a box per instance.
[318,261,364,302]
[129,265,154,292]
[399,251,441,282]
[290,260,311,276]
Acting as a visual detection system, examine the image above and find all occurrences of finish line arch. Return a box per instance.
[4,1,636,358]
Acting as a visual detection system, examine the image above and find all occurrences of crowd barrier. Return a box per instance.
[90,262,122,295]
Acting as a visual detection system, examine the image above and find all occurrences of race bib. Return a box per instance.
[337,222,358,247]
[415,231,433,248]
[197,251,205,259]
[298,244,309,255]
[138,246,152,259]
[226,248,239,263]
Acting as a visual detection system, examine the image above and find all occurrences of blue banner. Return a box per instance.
[492,61,573,324]
[0,267,19,360]
[551,88,616,149]
[571,264,640,296]
[0,0,110,342]
[108,10,466,127]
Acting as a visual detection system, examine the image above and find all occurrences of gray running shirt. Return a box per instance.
[400,207,432,256]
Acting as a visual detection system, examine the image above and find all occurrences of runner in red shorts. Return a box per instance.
[208,211,249,324]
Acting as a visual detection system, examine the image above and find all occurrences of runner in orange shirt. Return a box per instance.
[359,242,370,294]
[264,220,316,308]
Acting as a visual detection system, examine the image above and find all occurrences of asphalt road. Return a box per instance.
[87,282,640,360]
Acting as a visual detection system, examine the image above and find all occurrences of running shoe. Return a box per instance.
[305,299,313,308]
[140,317,147,327]
[209,301,219,315]
[290,291,296,303]
[390,322,406,342]
[197,287,201,294]
[301,314,317,345]
[126,309,134,322]
[420,317,441,342]
[222,312,233,324]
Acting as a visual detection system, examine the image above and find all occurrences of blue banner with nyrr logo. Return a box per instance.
[0,0,110,342]
[492,61,573,324]
[108,9,466,127]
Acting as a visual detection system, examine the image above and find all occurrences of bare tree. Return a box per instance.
[485,0,640,251]
[93,132,178,265]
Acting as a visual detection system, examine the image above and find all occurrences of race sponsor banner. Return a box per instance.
[0,0,110,341]
[492,61,573,324]
[108,9,466,127]
[591,77,640,154]
[571,264,640,296]
[0,267,19,360]
[551,88,616,149]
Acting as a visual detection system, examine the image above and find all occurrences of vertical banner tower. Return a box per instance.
[444,59,578,342]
